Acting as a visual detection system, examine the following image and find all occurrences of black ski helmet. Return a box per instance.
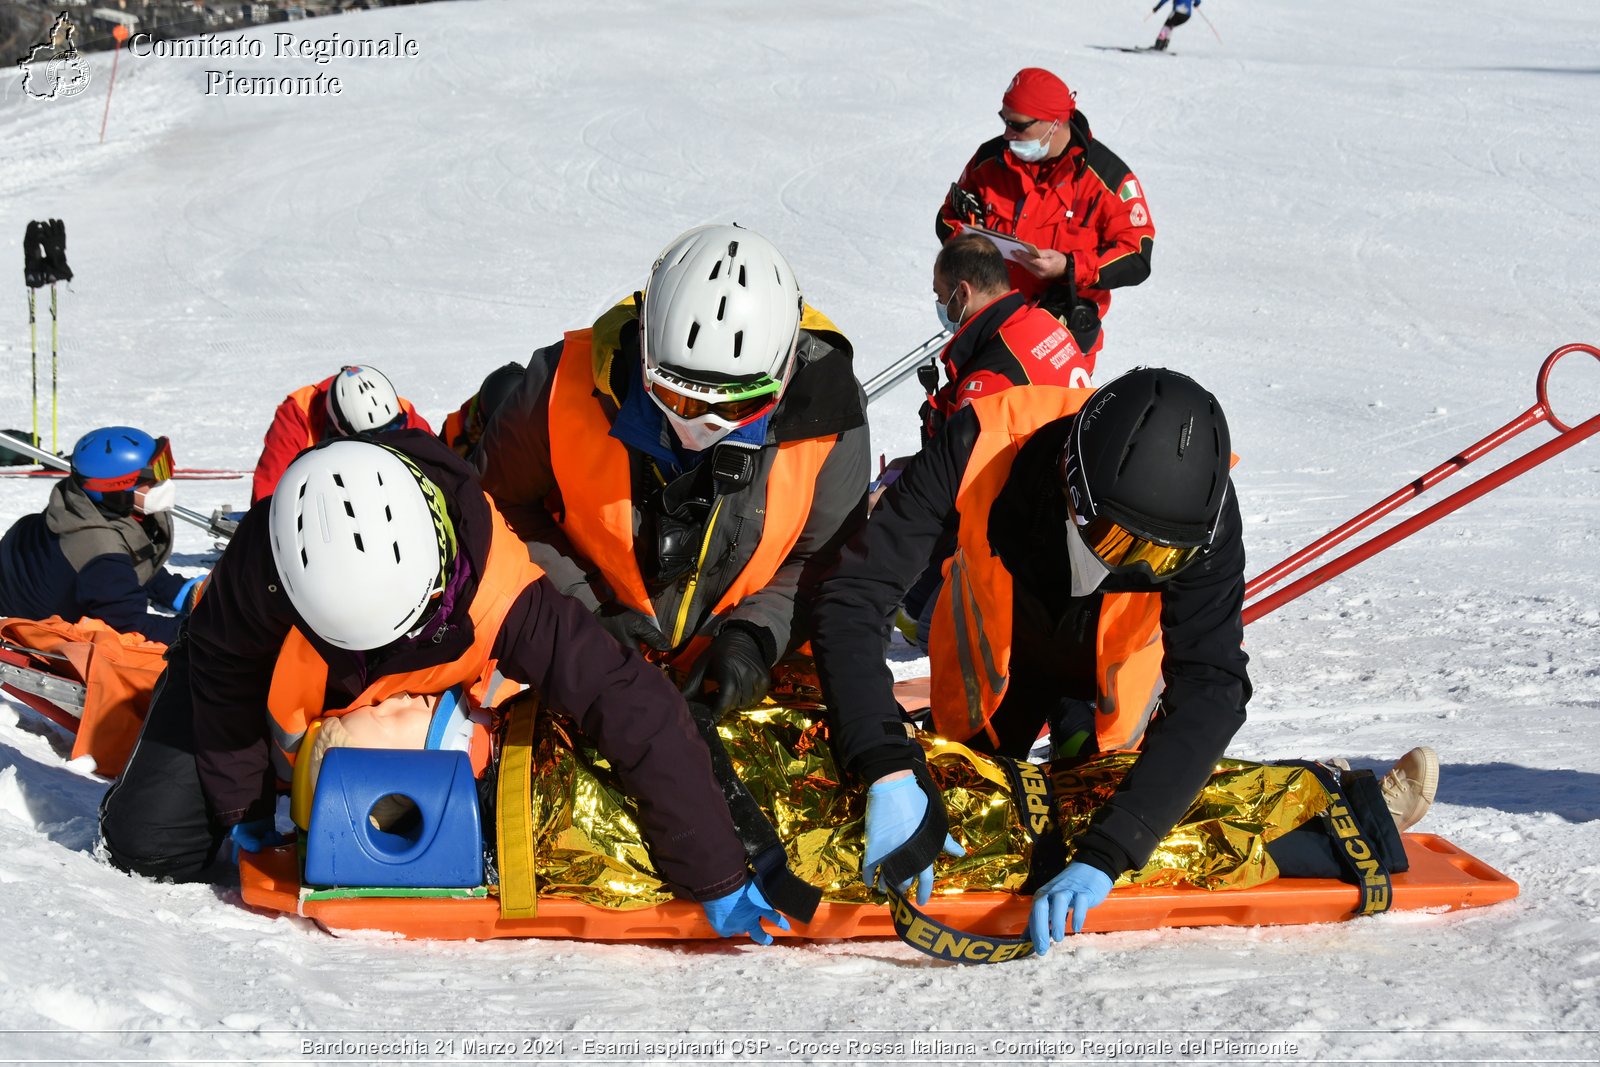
[1059,367,1231,547]
[473,362,525,433]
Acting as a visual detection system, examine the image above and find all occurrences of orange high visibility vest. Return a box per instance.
[547,328,835,668]
[927,386,1166,752]
[265,502,541,777]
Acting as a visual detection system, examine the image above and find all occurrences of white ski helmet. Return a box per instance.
[326,365,404,435]
[640,224,804,451]
[268,439,456,651]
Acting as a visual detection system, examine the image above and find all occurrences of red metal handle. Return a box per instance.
[1244,343,1600,607]
[1245,407,1600,625]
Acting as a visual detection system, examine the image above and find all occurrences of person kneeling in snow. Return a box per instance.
[811,367,1440,955]
[98,433,786,944]
[476,224,869,722]
[0,426,203,644]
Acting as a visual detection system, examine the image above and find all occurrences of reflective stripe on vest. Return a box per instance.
[548,327,835,668]
[927,385,1165,753]
[265,502,543,778]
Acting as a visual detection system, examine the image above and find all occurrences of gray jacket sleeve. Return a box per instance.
[474,340,605,611]
[723,409,871,662]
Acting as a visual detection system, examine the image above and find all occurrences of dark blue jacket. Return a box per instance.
[0,480,188,644]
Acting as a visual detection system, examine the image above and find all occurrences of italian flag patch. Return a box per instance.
[1119,179,1142,202]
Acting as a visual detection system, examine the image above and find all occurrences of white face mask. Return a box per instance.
[1007,120,1059,163]
[934,291,965,334]
[134,479,176,516]
[1064,515,1110,598]
[663,411,735,453]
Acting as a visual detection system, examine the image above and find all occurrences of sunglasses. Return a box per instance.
[648,368,782,424]
[1000,114,1043,133]
[79,436,174,493]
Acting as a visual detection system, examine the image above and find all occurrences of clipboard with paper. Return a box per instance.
[960,223,1040,263]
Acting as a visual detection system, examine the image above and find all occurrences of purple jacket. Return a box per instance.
[186,431,744,901]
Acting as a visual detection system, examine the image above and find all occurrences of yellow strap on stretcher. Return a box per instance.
[289,719,323,832]
[496,699,538,918]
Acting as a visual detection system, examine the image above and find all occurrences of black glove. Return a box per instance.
[680,625,771,718]
[594,604,671,655]
[23,220,72,289]
[23,221,49,289]
[948,183,984,226]
[45,219,72,284]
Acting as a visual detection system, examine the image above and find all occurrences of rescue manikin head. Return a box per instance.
[325,365,405,436]
[1058,367,1231,583]
[69,426,176,517]
[639,224,804,452]
[268,439,458,651]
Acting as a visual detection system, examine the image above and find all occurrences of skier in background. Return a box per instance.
[1152,0,1199,51]
[249,364,431,503]
[0,426,203,644]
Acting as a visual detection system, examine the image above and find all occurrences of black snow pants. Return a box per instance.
[98,634,237,883]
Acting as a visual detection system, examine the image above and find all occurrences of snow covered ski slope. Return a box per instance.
[1,0,1598,1061]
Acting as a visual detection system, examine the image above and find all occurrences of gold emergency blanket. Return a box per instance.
[519,703,1329,910]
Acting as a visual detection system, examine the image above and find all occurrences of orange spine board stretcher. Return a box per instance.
[239,834,1517,942]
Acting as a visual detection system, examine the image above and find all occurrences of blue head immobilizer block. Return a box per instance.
[303,748,483,889]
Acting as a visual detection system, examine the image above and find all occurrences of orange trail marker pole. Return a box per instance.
[99,24,129,145]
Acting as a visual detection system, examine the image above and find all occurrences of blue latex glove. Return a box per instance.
[862,773,964,906]
[1028,861,1115,954]
[701,878,790,945]
[229,818,291,855]
[172,574,207,614]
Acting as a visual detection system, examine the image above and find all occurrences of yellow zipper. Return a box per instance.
[671,497,724,647]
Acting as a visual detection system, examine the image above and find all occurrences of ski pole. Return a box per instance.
[50,284,59,452]
[0,429,222,538]
[28,289,38,447]
[1242,342,1600,623]
[863,330,950,405]
[1198,8,1223,44]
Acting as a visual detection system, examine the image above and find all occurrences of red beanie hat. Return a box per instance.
[1002,68,1076,123]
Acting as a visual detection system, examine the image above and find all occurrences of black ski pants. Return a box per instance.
[98,635,236,883]
[962,680,1409,882]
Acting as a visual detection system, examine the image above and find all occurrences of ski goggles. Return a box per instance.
[80,436,174,493]
[646,366,783,425]
[1067,504,1204,580]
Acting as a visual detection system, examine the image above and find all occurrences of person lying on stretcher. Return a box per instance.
[283,680,1441,962]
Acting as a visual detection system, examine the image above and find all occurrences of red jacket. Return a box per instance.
[250,375,432,503]
[922,291,1094,443]
[937,112,1154,326]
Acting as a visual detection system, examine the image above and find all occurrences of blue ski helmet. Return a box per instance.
[70,427,170,509]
